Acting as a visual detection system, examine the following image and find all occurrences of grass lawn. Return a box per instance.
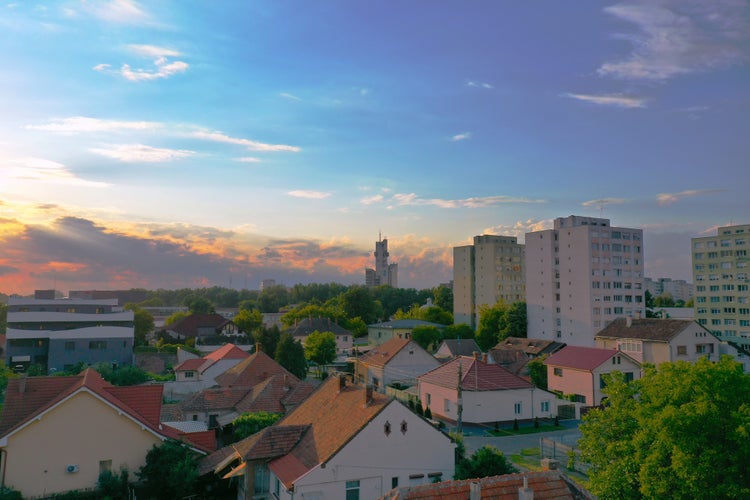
[489,424,562,436]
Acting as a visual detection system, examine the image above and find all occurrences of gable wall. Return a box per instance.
[383,344,439,386]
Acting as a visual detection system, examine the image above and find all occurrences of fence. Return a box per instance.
[540,437,591,474]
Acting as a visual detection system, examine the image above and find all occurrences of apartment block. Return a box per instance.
[5,294,134,373]
[692,224,750,339]
[526,215,645,347]
[453,235,525,328]
[644,277,693,303]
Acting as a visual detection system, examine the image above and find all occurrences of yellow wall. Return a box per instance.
[3,390,163,498]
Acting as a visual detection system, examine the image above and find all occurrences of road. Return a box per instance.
[462,425,581,456]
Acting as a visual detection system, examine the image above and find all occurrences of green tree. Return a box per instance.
[344,316,368,338]
[0,302,7,335]
[124,303,155,346]
[0,361,17,404]
[231,411,282,442]
[257,285,290,313]
[432,285,454,312]
[253,325,281,357]
[234,308,263,335]
[527,355,548,390]
[443,323,475,340]
[410,325,443,352]
[338,286,379,324]
[93,363,150,386]
[653,292,675,308]
[182,295,215,315]
[275,333,307,379]
[98,468,130,500]
[137,440,199,500]
[454,445,518,480]
[504,301,527,338]
[304,331,337,377]
[579,357,750,499]
[644,289,655,309]
[164,310,189,326]
[476,303,505,351]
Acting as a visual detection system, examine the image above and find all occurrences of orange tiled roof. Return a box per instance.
[419,356,533,391]
[204,343,250,361]
[215,350,298,387]
[359,337,412,368]
[544,346,621,371]
[174,358,207,372]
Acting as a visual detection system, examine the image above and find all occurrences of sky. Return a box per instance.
[1,0,749,295]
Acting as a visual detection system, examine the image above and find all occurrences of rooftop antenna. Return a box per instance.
[379,230,382,242]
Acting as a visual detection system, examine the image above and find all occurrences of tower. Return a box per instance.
[365,233,398,287]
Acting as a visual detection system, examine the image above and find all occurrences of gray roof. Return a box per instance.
[595,317,699,342]
[368,319,445,329]
[437,338,481,357]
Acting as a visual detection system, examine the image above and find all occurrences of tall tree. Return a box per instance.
[257,285,290,313]
[504,301,527,338]
[476,303,506,350]
[253,325,281,357]
[137,440,199,500]
[0,302,7,335]
[527,356,548,389]
[303,331,337,377]
[443,323,475,340]
[234,308,263,335]
[124,303,155,346]
[339,286,379,324]
[275,333,307,379]
[579,357,750,499]
[432,284,454,313]
[410,325,443,352]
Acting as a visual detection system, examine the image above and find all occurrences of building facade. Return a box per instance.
[5,296,134,373]
[691,224,750,339]
[644,277,693,303]
[526,216,645,347]
[365,234,398,287]
[453,235,525,328]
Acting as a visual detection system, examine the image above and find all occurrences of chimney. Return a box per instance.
[469,481,481,500]
[481,352,488,364]
[473,351,479,359]
[338,374,347,392]
[364,384,373,406]
[626,316,632,327]
[18,375,27,394]
[518,475,534,500]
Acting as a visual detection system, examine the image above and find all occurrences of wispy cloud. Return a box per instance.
[287,190,331,199]
[190,130,300,152]
[360,194,384,205]
[26,116,163,133]
[95,44,188,82]
[280,92,301,101]
[84,0,149,24]
[4,158,110,187]
[582,197,629,207]
[127,44,181,58]
[466,80,494,89]
[391,193,545,209]
[599,1,750,81]
[89,144,195,162]
[236,157,261,163]
[562,93,646,108]
[482,219,554,242]
[450,132,472,142]
[657,189,727,205]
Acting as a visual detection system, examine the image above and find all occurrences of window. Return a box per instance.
[541,401,550,412]
[554,367,563,376]
[677,345,687,355]
[346,480,360,500]
[514,402,522,415]
[444,399,451,412]
[426,393,431,406]
[99,459,112,475]
[65,341,75,351]
[89,341,107,350]
[392,477,399,489]
[184,371,195,378]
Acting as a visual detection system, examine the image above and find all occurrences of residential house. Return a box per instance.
[215,349,297,388]
[163,343,250,400]
[544,346,641,406]
[284,317,354,356]
[159,313,241,342]
[380,470,593,499]
[367,319,445,346]
[433,338,482,361]
[418,354,558,425]
[200,375,455,500]
[0,369,214,498]
[595,317,721,364]
[356,338,440,391]
[488,337,566,376]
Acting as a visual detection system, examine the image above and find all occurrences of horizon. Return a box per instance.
[1,1,748,295]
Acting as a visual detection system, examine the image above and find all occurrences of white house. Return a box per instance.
[163,344,250,400]
[356,338,440,391]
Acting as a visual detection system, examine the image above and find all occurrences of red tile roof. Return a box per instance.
[419,356,533,391]
[380,470,591,499]
[162,313,232,338]
[204,343,250,361]
[174,358,206,372]
[359,337,412,368]
[544,346,619,371]
[596,318,695,342]
[215,350,297,387]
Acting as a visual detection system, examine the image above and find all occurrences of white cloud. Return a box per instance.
[482,219,554,242]
[236,157,262,163]
[562,93,646,108]
[360,194,384,205]
[599,1,750,81]
[450,132,472,142]
[280,92,301,101]
[391,193,545,209]
[26,116,162,133]
[582,197,629,207]
[190,130,300,152]
[657,189,727,205]
[127,44,181,58]
[288,190,331,199]
[93,63,111,72]
[89,144,194,162]
[466,80,494,89]
[85,0,149,24]
[120,58,188,82]
[4,158,110,187]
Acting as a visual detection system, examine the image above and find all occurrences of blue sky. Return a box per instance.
[1,0,748,294]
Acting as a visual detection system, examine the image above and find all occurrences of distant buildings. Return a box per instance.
[644,277,693,302]
[5,293,135,373]
[526,215,645,347]
[453,235,525,328]
[365,233,398,287]
[259,278,277,291]
[691,223,750,339]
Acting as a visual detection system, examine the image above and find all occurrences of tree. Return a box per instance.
[234,308,263,335]
[124,303,154,346]
[339,286,379,324]
[432,285,454,313]
[504,302,527,338]
[344,316,368,338]
[231,411,282,442]
[443,323,475,340]
[253,325,281,357]
[182,295,215,315]
[454,445,518,480]
[257,285,290,313]
[579,357,750,499]
[275,333,307,379]
[644,289,655,309]
[527,355,548,389]
[653,292,675,308]
[137,440,199,500]
[0,302,7,335]
[304,331,337,377]
[93,363,150,386]
[164,310,189,326]
[410,325,443,352]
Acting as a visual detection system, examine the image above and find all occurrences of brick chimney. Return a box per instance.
[338,374,347,392]
[364,384,374,406]
[481,352,488,364]
[472,351,479,359]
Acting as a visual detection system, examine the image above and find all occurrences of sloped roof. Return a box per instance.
[368,319,445,329]
[214,350,297,387]
[595,318,696,342]
[163,313,232,338]
[419,356,533,391]
[286,317,353,337]
[492,337,565,356]
[380,470,591,499]
[544,346,621,371]
[174,358,206,372]
[174,343,250,373]
[437,339,481,358]
[359,337,414,368]
[0,369,214,452]
[489,349,530,375]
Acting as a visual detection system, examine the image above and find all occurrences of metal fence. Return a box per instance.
[540,437,591,474]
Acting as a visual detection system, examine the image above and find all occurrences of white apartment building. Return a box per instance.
[526,215,645,347]
[692,223,750,339]
[453,235,525,328]
[644,277,693,303]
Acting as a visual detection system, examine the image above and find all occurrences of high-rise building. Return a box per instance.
[365,234,398,287]
[526,215,645,347]
[453,235,525,328]
[691,223,750,338]
[644,277,693,303]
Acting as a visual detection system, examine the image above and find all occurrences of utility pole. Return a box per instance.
[457,359,463,435]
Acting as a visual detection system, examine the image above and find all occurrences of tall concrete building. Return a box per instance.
[526,215,645,347]
[365,234,398,287]
[692,223,750,338]
[644,277,693,303]
[453,235,525,328]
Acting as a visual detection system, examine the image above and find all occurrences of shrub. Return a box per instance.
[513,419,519,431]
[424,406,432,419]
